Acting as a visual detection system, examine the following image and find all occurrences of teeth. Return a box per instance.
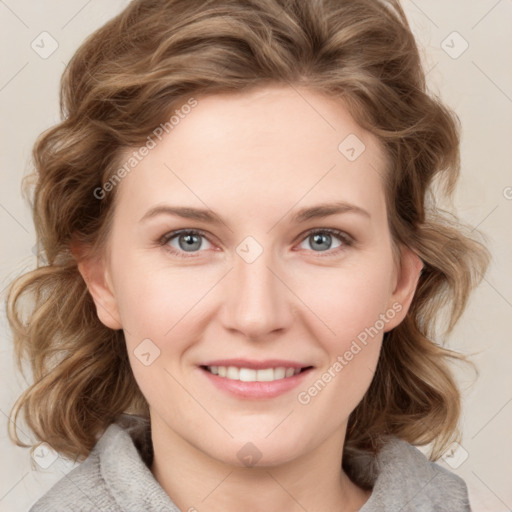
[226,366,239,379]
[206,365,302,382]
[239,368,256,382]
[285,367,295,378]
[254,368,274,382]
[274,367,286,380]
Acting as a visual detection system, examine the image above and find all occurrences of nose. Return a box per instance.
[219,243,295,340]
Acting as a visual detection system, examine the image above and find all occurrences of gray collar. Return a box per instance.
[96,415,470,512]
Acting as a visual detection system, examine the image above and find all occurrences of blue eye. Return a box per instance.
[159,228,353,259]
[160,229,213,258]
[298,229,352,255]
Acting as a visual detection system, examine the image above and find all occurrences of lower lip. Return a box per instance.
[199,367,313,399]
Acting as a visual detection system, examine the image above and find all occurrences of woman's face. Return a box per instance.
[85,85,420,467]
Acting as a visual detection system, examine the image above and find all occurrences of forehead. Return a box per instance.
[113,85,389,223]
[159,85,386,169]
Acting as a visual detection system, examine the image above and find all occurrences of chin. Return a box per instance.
[200,432,307,469]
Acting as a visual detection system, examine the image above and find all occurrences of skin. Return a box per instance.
[78,85,422,512]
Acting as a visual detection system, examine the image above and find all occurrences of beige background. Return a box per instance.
[1,1,511,510]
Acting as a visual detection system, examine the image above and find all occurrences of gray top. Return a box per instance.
[29,415,471,511]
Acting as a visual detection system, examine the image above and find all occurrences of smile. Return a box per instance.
[204,365,304,382]
[198,361,314,399]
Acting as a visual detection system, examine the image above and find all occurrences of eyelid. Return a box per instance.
[296,227,354,245]
[158,228,211,246]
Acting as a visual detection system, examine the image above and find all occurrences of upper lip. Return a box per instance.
[199,359,312,370]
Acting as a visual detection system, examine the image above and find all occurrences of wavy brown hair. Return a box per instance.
[6,0,489,465]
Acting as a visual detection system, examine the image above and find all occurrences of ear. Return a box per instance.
[384,244,423,332]
[71,243,122,330]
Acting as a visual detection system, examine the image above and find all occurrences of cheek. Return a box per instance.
[113,262,194,413]
[292,260,393,427]
[110,253,217,399]
[294,256,396,347]
[110,244,209,338]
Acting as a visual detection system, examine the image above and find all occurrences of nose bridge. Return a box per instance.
[222,238,291,338]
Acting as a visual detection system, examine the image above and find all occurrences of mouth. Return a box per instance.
[198,360,314,399]
[200,365,313,382]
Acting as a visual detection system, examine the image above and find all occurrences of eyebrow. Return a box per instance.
[139,201,371,226]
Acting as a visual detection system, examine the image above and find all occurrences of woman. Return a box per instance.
[7,0,489,510]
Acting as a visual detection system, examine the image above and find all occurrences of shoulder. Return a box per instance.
[29,424,124,512]
[352,437,471,512]
[29,417,179,512]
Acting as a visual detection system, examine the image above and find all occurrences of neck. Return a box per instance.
[149,415,371,512]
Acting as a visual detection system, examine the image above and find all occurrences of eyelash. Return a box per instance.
[158,228,354,259]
